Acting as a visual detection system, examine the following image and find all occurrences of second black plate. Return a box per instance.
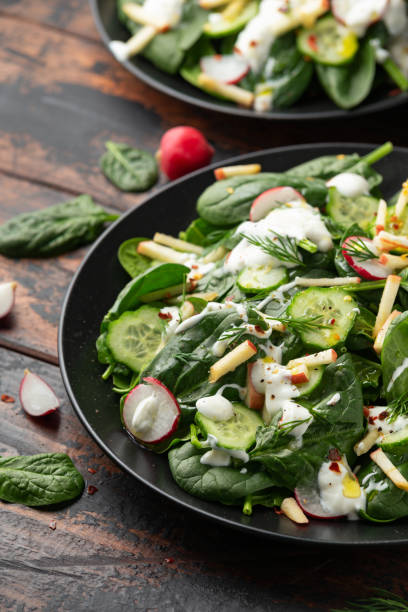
[92,0,408,121]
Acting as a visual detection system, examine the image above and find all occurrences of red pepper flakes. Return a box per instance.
[49,520,57,531]
[328,448,341,461]
[1,394,15,403]
[165,557,175,564]
[308,34,318,52]
[379,411,389,421]
[214,54,222,61]
[329,318,336,325]
[254,325,265,334]
[158,312,172,320]
[249,40,258,47]
[191,264,199,269]
[364,406,373,417]
[87,485,98,495]
[88,467,97,474]
[368,416,378,425]
[329,462,341,473]
[393,224,400,230]
[274,507,283,515]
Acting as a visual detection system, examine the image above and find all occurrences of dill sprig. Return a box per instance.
[342,237,378,262]
[266,314,330,333]
[175,352,208,365]
[241,231,304,266]
[387,392,408,423]
[217,326,246,345]
[331,588,408,611]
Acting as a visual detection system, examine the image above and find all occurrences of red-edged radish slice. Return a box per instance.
[245,362,264,411]
[249,187,305,222]
[294,485,345,520]
[0,282,17,319]
[19,369,59,417]
[123,377,180,444]
[200,54,249,85]
[341,235,390,280]
[331,0,389,34]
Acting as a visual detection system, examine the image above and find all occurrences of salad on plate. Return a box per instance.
[109,0,408,112]
[97,141,408,525]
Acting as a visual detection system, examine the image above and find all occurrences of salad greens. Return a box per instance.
[100,141,158,192]
[115,0,408,112]
[98,142,408,525]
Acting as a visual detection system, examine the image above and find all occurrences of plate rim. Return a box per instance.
[59,141,408,546]
[90,0,408,121]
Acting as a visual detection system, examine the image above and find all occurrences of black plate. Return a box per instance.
[60,143,408,546]
[91,0,408,121]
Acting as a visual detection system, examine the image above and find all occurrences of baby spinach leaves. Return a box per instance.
[382,311,408,403]
[0,195,118,257]
[118,237,153,278]
[100,141,158,192]
[0,453,84,506]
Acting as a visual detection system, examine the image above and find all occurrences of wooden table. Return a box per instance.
[1,2,408,610]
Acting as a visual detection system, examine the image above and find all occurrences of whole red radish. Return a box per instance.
[158,126,214,180]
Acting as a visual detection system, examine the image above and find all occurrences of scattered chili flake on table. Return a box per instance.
[49,521,57,531]
[164,557,174,564]
[1,394,15,403]
[88,468,97,474]
[87,485,98,495]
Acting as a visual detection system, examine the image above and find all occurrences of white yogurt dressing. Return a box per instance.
[386,357,408,392]
[332,0,389,37]
[196,394,235,421]
[216,383,246,399]
[200,433,249,466]
[370,38,389,63]
[224,202,333,274]
[390,31,408,77]
[326,173,370,198]
[159,306,181,337]
[361,471,389,494]
[318,460,366,518]
[143,0,185,27]
[175,300,246,334]
[130,395,158,435]
[383,0,408,36]
[366,405,408,439]
[327,392,341,406]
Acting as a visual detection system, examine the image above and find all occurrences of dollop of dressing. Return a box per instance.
[199,434,249,466]
[326,173,370,198]
[196,394,235,421]
[318,460,366,518]
[366,405,408,439]
[332,0,389,37]
[131,395,158,436]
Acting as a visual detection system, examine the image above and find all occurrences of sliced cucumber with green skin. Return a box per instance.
[327,187,378,231]
[195,402,262,450]
[296,366,324,397]
[106,306,165,373]
[297,15,358,66]
[204,0,258,38]
[287,287,358,349]
[381,427,408,452]
[237,264,288,294]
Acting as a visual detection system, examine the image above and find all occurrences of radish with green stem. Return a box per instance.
[19,370,60,417]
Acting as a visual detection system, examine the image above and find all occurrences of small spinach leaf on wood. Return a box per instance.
[0,195,118,257]
[100,141,158,192]
[0,453,84,506]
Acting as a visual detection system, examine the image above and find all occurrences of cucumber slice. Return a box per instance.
[296,366,323,397]
[297,15,358,66]
[287,287,358,349]
[381,426,408,452]
[327,187,378,232]
[204,0,258,38]
[237,264,288,293]
[195,402,262,450]
[106,306,165,373]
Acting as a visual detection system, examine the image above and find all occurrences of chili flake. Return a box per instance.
[1,394,15,403]
[159,312,172,320]
[329,462,341,473]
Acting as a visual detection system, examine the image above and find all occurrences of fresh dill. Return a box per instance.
[266,314,330,333]
[387,392,408,423]
[342,237,378,262]
[331,589,408,612]
[241,231,304,266]
[217,326,246,345]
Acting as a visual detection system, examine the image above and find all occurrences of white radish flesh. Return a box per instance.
[294,485,345,520]
[0,282,17,319]
[200,54,249,85]
[250,187,305,222]
[123,377,180,444]
[331,0,389,36]
[342,236,390,281]
[19,369,59,417]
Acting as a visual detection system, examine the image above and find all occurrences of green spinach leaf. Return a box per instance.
[382,311,408,403]
[0,195,118,257]
[0,453,84,506]
[100,141,158,192]
[118,237,153,278]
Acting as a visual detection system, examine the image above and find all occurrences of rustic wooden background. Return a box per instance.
[1,1,408,610]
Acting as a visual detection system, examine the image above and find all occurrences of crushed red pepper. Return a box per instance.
[328,448,341,462]
[1,394,15,403]
[87,485,98,495]
[329,462,341,473]
[158,312,172,320]
[378,411,389,420]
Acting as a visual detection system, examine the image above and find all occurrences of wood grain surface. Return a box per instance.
[1,0,408,610]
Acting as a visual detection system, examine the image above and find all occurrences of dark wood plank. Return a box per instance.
[1,348,407,611]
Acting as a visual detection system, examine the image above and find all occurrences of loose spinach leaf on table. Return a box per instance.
[0,453,84,506]
[118,237,153,278]
[100,141,158,192]
[0,195,118,257]
[168,442,280,505]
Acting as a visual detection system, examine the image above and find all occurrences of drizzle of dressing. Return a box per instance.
[366,405,408,439]
[159,306,181,337]
[326,173,370,198]
[327,392,341,406]
[386,357,408,392]
[318,460,366,518]
[199,433,249,466]
[332,0,389,37]
[361,471,389,494]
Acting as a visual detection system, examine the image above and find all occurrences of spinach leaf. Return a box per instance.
[118,237,153,278]
[250,354,364,489]
[179,217,232,247]
[100,142,158,192]
[0,195,118,257]
[316,39,376,109]
[346,306,375,351]
[197,173,327,226]
[351,354,382,394]
[382,311,408,403]
[0,453,84,506]
[168,442,279,505]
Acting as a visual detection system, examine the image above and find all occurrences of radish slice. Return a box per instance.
[249,187,305,222]
[19,369,59,417]
[244,362,264,411]
[0,282,17,319]
[200,54,249,85]
[342,235,391,281]
[331,0,389,35]
[294,485,345,520]
[123,377,180,444]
